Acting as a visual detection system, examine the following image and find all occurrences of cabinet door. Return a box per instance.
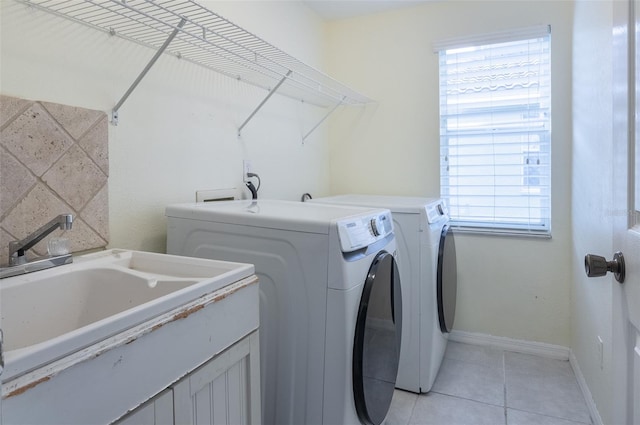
[173,331,260,425]
[115,389,174,425]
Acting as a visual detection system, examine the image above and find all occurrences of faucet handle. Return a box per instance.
[8,241,27,266]
[48,237,70,256]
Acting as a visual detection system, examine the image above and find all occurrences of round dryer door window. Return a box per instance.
[437,224,457,333]
[353,251,402,425]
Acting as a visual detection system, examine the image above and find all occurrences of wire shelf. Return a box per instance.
[17,0,373,108]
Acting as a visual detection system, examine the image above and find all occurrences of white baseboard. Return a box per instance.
[449,330,570,360]
[448,330,602,425]
[569,350,604,425]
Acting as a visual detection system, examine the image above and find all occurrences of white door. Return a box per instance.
[0,328,3,425]
[611,0,640,423]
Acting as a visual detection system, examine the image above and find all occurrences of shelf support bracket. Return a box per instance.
[111,18,187,125]
[238,70,292,136]
[301,96,346,142]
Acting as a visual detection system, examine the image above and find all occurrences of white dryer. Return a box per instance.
[166,200,402,425]
[309,195,457,394]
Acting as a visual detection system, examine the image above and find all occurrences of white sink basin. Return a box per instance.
[1,249,254,382]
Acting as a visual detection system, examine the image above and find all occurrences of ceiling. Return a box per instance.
[302,0,434,20]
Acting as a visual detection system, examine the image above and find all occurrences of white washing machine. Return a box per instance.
[309,195,457,394]
[166,200,402,425]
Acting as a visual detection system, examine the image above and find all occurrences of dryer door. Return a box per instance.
[437,223,457,333]
[353,251,402,425]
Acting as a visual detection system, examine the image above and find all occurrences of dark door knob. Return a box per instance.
[584,252,625,283]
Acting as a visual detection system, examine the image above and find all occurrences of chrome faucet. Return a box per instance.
[8,214,73,266]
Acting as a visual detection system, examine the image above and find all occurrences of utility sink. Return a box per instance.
[1,249,254,382]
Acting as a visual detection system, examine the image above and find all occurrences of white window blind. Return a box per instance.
[436,25,551,236]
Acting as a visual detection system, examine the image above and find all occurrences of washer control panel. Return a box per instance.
[336,210,393,252]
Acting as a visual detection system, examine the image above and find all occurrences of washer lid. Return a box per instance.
[166,199,389,235]
[310,194,439,214]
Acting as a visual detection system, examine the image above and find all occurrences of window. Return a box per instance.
[436,26,551,236]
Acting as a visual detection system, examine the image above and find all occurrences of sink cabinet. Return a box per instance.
[116,389,174,425]
[173,331,259,424]
[115,331,260,425]
[1,269,260,425]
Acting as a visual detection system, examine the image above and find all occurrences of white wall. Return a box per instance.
[0,0,618,419]
[0,0,329,253]
[572,1,614,423]
[325,1,574,346]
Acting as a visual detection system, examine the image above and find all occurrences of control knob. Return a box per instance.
[370,216,384,237]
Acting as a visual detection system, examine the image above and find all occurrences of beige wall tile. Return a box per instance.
[1,103,73,177]
[41,101,104,140]
[43,144,107,211]
[0,227,11,265]
[0,96,109,265]
[1,183,73,258]
[0,147,36,217]
[78,115,109,175]
[81,184,109,241]
[65,218,106,253]
[0,95,31,128]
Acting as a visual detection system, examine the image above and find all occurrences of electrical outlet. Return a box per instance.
[243,160,252,182]
[597,335,604,370]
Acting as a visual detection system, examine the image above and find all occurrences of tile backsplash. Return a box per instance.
[0,95,109,266]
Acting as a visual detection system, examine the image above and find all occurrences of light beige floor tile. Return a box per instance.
[507,408,592,425]
[409,392,505,425]
[444,341,504,369]
[384,389,418,425]
[505,352,590,423]
[432,357,505,406]
[401,344,592,425]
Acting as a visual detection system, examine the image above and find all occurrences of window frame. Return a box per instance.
[435,25,552,238]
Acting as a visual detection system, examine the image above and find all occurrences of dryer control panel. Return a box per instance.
[425,200,449,224]
[336,211,393,253]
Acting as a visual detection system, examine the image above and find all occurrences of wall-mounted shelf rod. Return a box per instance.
[112,17,186,125]
[238,70,292,137]
[302,96,346,142]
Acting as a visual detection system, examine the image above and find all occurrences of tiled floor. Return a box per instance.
[385,341,593,425]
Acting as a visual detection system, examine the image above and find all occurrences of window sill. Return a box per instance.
[449,225,552,239]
